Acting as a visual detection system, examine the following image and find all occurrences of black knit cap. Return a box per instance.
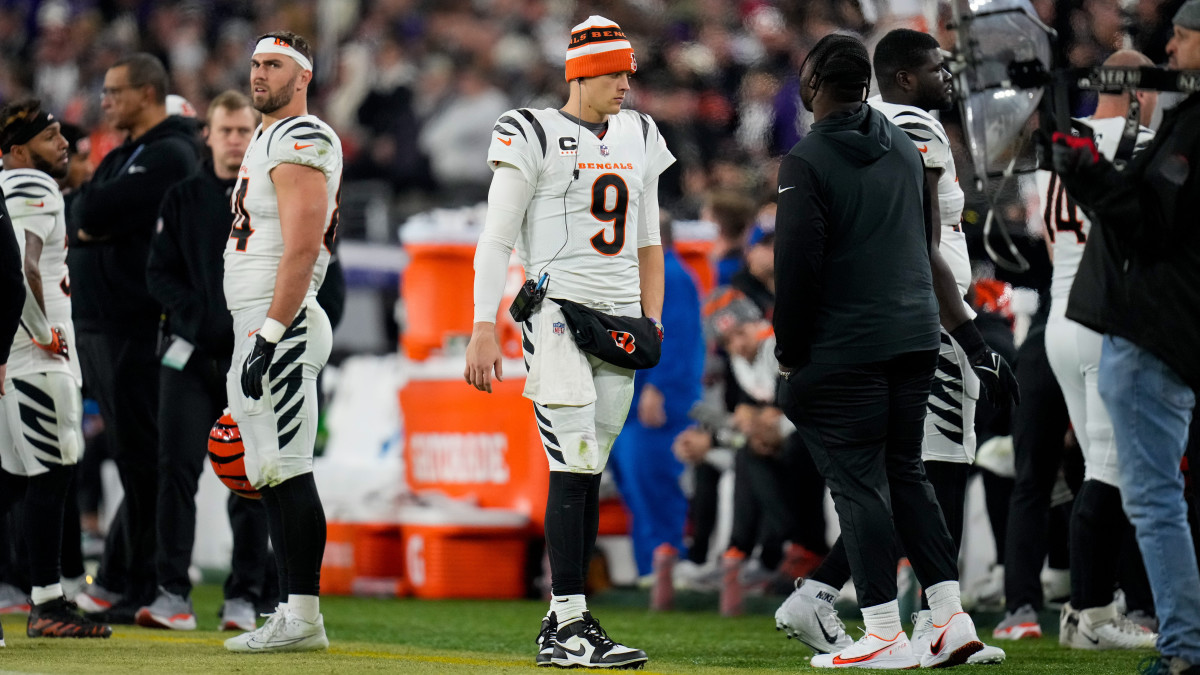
[802,33,871,100]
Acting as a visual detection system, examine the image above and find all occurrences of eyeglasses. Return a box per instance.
[100,84,139,98]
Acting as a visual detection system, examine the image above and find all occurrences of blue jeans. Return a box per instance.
[1099,335,1200,662]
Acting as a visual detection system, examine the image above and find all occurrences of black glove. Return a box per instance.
[240,334,277,400]
[949,320,1020,407]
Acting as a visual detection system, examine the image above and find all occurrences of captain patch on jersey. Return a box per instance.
[486,107,674,307]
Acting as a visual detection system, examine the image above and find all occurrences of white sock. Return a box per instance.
[861,600,904,641]
[800,579,841,606]
[32,583,63,606]
[287,594,320,623]
[926,580,964,626]
[550,594,587,623]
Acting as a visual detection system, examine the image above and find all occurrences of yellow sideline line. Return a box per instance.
[119,633,668,672]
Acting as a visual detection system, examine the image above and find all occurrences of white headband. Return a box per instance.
[252,36,312,72]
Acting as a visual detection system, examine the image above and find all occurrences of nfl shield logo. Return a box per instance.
[599,144,609,157]
[553,322,566,335]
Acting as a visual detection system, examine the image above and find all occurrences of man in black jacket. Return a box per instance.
[0,196,21,399]
[69,53,200,622]
[135,90,272,633]
[1053,3,1200,671]
[773,34,1002,669]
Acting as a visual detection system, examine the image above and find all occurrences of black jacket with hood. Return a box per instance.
[146,159,235,360]
[1063,93,1200,390]
[68,114,200,335]
[773,103,940,368]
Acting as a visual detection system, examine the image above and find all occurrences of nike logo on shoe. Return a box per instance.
[831,641,897,665]
[931,630,948,655]
[559,642,588,657]
[815,611,839,645]
[247,635,309,649]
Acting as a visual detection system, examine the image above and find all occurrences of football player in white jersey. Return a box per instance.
[0,99,111,638]
[774,29,1012,665]
[1038,49,1159,651]
[221,31,341,654]
[464,15,672,669]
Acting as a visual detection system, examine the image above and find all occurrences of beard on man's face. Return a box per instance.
[254,76,297,115]
[32,151,68,180]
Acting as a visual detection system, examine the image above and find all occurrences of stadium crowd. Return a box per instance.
[0,0,1198,672]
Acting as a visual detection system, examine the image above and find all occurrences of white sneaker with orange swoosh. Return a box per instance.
[919,611,985,668]
[810,630,920,669]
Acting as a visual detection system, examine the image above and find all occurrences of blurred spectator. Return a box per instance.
[700,189,756,288]
[417,63,509,205]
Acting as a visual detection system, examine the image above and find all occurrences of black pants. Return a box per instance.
[77,329,160,603]
[781,349,958,608]
[156,352,270,599]
[1003,326,1070,613]
[729,432,828,568]
[686,462,721,564]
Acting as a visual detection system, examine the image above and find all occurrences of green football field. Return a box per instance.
[0,585,1157,673]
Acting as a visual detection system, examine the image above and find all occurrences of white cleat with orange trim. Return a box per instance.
[919,611,984,668]
[810,630,920,669]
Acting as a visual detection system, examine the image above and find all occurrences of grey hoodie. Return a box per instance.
[773,103,940,367]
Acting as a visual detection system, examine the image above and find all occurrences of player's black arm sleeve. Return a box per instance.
[0,195,25,365]
[77,139,198,239]
[146,184,205,344]
[772,154,825,370]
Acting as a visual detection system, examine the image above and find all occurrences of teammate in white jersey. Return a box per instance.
[0,99,111,638]
[1037,49,1160,651]
[775,29,1012,666]
[464,15,672,669]
[222,31,340,654]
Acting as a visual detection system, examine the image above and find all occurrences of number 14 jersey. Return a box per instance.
[487,108,674,306]
[224,114,343,311]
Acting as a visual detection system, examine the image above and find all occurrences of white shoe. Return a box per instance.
[913,609,1005,665]
[1061,602,1158,650]
[919,612,984,668]
[776,580,852,654]
[993,604,1043,640]
[811,630,919,669]
[225,605,329,653]
[910,610,934,655]
[221,598,258,632]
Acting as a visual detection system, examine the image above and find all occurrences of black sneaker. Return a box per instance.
[551,611,647,669]
[85,597,141,625]
[28,597,113,638]
[536,611,557,666]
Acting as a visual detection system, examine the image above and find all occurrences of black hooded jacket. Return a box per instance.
[773,103,940,368]
[1063,93,1200,390]
[68,114,200,335]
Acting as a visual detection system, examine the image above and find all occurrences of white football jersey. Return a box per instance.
[486,107,675,306]
[224,114,342,311]
[1036,116,1154,302]
[1,168,76,382]
[869,97,970,297]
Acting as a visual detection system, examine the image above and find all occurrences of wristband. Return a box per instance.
[648,317,664,341]
[948,319,986,361]
[260,318,287,344]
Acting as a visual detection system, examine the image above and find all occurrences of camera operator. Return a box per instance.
[1051,4,1200,671]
